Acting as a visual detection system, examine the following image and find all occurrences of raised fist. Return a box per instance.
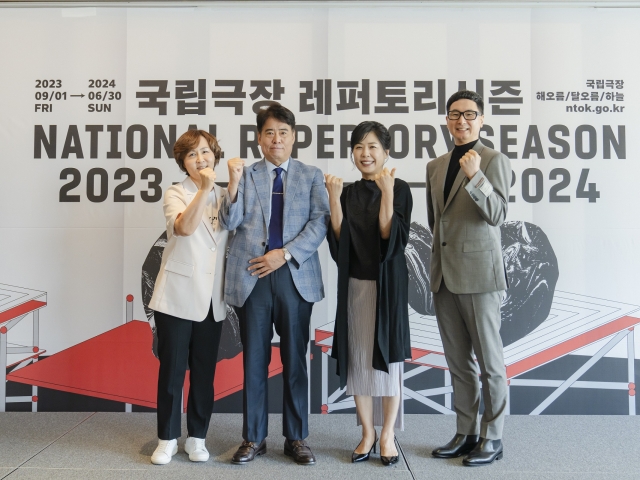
[324,174,344,200]
[227,157,245,186]
[373,167,396,194]
[459,150,481,179]
[198,167,216,192]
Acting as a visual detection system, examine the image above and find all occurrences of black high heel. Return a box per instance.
[380,436,399,466]
[351,432,378,463]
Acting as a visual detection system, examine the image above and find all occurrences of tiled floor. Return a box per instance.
[1,413,638,479]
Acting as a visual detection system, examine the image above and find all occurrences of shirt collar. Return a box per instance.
[265,158,290,174]
[183,176,217,202]
[183,176,198,193]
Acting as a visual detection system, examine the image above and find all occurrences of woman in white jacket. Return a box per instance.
[148,130,229,465]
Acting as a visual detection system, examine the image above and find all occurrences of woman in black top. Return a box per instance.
[325,121,412,466]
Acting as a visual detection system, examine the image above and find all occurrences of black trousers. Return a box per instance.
[236,266,313,443]
[155,304,223,440]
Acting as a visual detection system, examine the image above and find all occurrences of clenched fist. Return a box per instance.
[324,174,343,200]
[459,150,481,179]
[372,167,396,195]
[227,157,245,186]
[198,167,217,192]
[226,157,245,201]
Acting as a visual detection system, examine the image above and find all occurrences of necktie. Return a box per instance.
[268,167,284,251]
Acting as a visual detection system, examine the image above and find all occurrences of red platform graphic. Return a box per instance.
[316,292,640,415]
[8,320,283,409]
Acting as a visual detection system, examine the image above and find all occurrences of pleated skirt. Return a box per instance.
[346,277,404,430]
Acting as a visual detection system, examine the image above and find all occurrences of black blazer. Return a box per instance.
[327,179,413,389]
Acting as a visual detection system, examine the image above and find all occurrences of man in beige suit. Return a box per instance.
[426,90,511,466]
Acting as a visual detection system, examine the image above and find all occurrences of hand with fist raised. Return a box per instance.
[372,167,396,240]
[198,167,217,193]
[226,157,245,201]
[372,167,396,195]
[459,150,481,180]
[324,174,344,201]
[324,174,344,240]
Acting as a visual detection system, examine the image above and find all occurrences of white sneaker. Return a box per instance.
[151,439,178,465]
[185,437,209,462]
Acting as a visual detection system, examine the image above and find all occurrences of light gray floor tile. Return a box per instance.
[21,413,409,473]
[18,413,165,471]
[399,414,640,477]
[10,413,640,479]
[8,468,413,480]
[0,468,16,480]
[0,413,92,468]
[412,472,639,480]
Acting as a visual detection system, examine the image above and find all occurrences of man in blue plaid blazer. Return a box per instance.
[219,104,329,466]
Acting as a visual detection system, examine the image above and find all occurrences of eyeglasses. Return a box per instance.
[447,110,480,120]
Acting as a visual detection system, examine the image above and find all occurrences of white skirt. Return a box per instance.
[346,277,404,430]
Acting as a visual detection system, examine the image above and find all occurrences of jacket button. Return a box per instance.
[211,246,216,252]
[262,242,266,246]
[442,242,447,246]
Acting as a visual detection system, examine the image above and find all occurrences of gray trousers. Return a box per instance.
[433,283,507,440]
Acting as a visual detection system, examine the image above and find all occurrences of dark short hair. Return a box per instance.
[350,121,391,152]
[173,130,222,175]
[256,103,296,133]
[446,90,484,115]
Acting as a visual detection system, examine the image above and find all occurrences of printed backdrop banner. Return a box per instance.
[0,5,639,415]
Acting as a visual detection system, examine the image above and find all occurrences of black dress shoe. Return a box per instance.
[380,436,399,466]
[284,439,316,465]
[352,432,378,463]
[432,433,479,458]
[231,439,266,464]
[462,438,503,466]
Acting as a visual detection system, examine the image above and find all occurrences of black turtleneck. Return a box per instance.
[444,139,478,203]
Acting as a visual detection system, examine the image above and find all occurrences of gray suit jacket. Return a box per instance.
[219,158,330,307]
[426,140,511,295]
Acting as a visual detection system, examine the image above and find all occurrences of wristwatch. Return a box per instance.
[282,247,292,262]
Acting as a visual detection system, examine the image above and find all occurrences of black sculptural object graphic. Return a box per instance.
[404,221,559,346]
[499,221,559,346]
[141,231,242,361]
[405,222,435,316]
